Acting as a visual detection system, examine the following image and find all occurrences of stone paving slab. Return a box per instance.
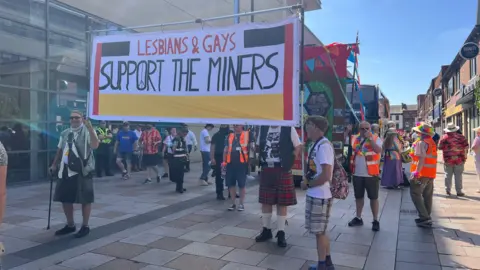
[1,162,480,269]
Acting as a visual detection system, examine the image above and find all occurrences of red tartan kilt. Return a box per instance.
[258,168,297,206]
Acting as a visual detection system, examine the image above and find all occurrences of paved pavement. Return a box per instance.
[0,161,479,270]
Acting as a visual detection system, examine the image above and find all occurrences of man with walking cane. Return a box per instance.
[49,110,99,238]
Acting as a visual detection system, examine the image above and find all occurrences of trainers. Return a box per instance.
[74,226,90,238]
[216,195,226,200]
[255,227,273,242]
[55,225,76,236]
[416,218,432,227]
[206,180,213,185]
[348,217,364,227]
[372,220,380,231]
[228,204,236,211]
[143,178,153,184]
[446,190,451,196]
[200,180,209,186]
[156,176,161,183]
[457,192,465,197]
[237,204,245,211]
[161,173,168,178]
[276,230,287,248]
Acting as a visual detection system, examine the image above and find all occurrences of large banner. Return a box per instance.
[89,17,300,126]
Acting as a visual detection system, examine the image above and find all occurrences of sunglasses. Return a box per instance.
[360,127,370,131]
[70,116,82,120]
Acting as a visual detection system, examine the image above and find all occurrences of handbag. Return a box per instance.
[66,132,90,174]
[401,147,412,163]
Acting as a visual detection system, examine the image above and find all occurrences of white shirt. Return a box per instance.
[353,137,382,177]
[185,130,197,146]
[256,127,301,164]
[134,130,142,139]
[306,137,334,199]
[200,129,211,152]
[164,135,174,154]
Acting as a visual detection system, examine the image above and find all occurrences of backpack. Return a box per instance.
[314,140,349,200]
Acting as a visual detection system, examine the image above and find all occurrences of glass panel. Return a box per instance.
[48,91,87,123]
[48,2,86,39]
[0,0,45,28]
[0,17,46,57]
[6,151,31,182]
[49,32,86,68]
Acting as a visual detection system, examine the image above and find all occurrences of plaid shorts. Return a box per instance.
[305,196,333,234]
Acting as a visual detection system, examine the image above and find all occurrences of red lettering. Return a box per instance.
[203,35,212,53]
[158,39,164,55]
[137,40,145,56]
[213,35,221,52]
[152,39,159,54]
[167,38,174,54]
[181,37,188,54]
[145,40,152,56]
[229,32,236,51]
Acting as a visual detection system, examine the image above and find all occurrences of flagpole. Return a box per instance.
[350,31,359,124]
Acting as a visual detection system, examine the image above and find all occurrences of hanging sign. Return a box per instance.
[89,17,300,126]
[433,88,442,97]
[460,42,479,60]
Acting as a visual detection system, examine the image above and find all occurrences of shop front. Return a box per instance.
[432,103,442,134]
[443,93,464,136]
[456,76,478,144]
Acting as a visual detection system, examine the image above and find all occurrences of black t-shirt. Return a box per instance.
[212,130,232,155]
[225,133,245,164]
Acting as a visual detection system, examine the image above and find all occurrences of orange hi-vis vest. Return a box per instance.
[410,137,437,179]
[350,134,381,176]
[226,131,249,164]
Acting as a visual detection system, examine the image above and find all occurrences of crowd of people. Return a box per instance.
[1,109,480,270]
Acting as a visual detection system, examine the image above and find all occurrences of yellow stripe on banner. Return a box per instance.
[98,93,284,119]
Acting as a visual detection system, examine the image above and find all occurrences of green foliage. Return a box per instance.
[475,79,480,109]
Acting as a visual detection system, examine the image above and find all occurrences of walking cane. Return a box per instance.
[47,169,55,230]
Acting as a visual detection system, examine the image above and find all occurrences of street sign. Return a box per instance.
[433,88,442,97]
[460,42,479,60]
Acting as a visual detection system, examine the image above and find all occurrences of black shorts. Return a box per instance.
[117,152,132,161]
[352,176,380,200]
[143,154,159,167]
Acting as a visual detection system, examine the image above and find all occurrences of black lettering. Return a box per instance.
[227,56,238,91]
[208,57,222,92]
[99,61,113,90]
[126,61,137,91]
[264,52,279,89]
[250,54,265,90]
[136,60,147,91]
[172,59,188,91]
[188,58,200,91]
[222,56,228,91]
[156,60,164,91]
[118,61,127,91]
[236,54,251,90]
[147,60,157,91]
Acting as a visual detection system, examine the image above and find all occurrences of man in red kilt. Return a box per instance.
[255,126,301,247]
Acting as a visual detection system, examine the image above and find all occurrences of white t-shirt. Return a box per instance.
[164,135,174,154]
[200,129,211,152]
[185,130,197,146]
[256,127,301,164]
[353,137,382,177]
[306,137,334,199]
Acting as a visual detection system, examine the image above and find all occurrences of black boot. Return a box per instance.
[276,230,287,248]
[255,227,273,242]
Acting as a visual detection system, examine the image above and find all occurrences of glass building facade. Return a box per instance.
[0,0,130,183]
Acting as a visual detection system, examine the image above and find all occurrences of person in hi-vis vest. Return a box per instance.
[409,122,437,227]
[223,125,250,212]
[95,121,113,177]
[348,121,382,232]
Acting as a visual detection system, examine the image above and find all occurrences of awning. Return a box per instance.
[456,91,474,106]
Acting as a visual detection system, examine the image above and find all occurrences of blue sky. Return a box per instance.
[305,0,477,105]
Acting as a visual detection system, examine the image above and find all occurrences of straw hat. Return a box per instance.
[444,123,459,133]
[412,122,435,136]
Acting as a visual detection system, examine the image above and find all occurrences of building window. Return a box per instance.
[471,58,477,78]
[455,70,461,93]
[447,77,454,98]
[396,115,399,121]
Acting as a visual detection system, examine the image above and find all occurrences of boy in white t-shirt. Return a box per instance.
[302,116,335,270]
